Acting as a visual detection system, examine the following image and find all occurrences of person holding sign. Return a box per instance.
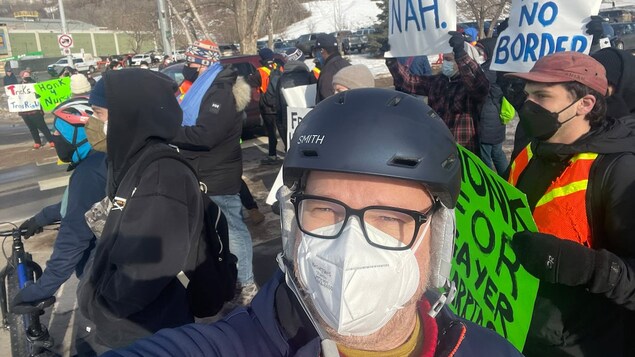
[102,88,522,357]
[17,72,55,149]
[386,32,489,154]
[506,51,635,356]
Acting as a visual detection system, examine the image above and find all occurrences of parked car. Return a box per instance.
[160,54,263,135]
[295,33,327,58]
[47,55,98,77]
[610,22,635,50]
[330,31,352,54]
[131,53,152,66]
[219,44,240,57]
[173,49,187,61]
[273,40,295,54]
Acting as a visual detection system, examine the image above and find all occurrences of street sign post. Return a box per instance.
[57,33,73,49]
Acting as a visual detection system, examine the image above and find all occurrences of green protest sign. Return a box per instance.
[449,146,539,352]
[34,77,71,112]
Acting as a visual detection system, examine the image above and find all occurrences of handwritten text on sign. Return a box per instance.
[450,146,539,351]
[34,77,72,112]
[5,84,40,112]
[490,0,602,72]
[387,0,456,57]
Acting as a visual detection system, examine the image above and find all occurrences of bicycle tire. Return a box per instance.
[5,268,29,357]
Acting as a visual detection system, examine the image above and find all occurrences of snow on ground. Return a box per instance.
[302,53,391,78]
[275,0,381,40]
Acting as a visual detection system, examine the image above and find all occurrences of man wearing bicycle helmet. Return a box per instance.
[104,89,521,356]
[12,97,106,309]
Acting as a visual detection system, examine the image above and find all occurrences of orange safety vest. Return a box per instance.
[312,67,320,80]
[257,66,271,93]
[508,145,599,247]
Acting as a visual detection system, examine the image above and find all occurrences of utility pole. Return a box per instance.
[157,0,172,56]
[58,0,74,67]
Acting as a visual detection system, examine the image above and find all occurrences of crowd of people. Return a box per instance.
[4,20,635,356]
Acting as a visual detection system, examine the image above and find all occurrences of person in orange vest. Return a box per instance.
[249,47,283,165]
[506,52,635,356]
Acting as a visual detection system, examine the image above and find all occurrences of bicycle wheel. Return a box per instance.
[5,268,29,357]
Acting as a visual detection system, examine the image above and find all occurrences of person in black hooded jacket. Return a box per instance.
[591,47,635,120]
[506,52,635,357]
[76,69,204,354]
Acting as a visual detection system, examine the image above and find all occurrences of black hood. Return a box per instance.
[592,48,635,118]
[533,117,635,161]
[103,69,181,191]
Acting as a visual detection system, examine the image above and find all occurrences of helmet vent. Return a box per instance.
[387,96,403,107]
[388,155,421,168]
[301,150,318,157]
[441,154,457,169]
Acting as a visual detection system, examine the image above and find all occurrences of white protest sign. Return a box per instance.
[265,106,314,205]
[281,84,316,108]
[490,0,602,72]
[386,0,456,57]
[5,84,40,112]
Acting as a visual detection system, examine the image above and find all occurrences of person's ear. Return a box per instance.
[577,94,597,117]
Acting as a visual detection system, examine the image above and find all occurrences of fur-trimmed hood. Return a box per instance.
[233,76,251,112]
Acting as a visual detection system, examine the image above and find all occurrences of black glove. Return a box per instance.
[586,16,605,45]
[448,31,466,57]
[496,18,509,34]
[19,217,43,239]
[511,231,595,286]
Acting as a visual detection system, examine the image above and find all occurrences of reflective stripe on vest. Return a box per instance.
[508,145,598,246]
[258,66,271,93]
[312,67,320,80]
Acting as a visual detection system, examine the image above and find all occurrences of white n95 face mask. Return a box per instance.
[296,217,430,336]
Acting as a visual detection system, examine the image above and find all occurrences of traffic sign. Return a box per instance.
[58,34,73,49]
[61,48,71,56]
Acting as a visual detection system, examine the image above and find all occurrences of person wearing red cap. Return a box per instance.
[506,51,635,356]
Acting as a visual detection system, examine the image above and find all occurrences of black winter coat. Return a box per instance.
[315,53,349,104]
[478,68,506,145]
[171,67,251,196]
[77,70,204,349]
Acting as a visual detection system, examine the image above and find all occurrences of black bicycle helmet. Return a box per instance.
[283,88,461,208]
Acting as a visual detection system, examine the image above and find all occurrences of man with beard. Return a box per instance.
[102,88,521,357]
[507,52,635,356]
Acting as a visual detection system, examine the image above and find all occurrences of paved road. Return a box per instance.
[0,132,285,356]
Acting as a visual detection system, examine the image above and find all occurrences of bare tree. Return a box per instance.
[456,0,510,39]
[185,0,211,40]
[167,0,194,44]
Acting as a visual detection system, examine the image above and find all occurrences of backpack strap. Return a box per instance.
[587,152,630,249]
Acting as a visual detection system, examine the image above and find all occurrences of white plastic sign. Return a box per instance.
[281,84,316,108]
[386,0,456,57]
[490,0,602,72]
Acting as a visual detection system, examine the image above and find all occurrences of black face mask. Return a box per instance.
[52,136,76,163]
[182,65,199,82]
[519,99,579,141]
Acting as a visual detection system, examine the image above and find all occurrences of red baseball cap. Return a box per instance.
[506,51,608,95]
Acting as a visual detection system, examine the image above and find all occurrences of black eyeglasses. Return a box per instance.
[290,192,436,251]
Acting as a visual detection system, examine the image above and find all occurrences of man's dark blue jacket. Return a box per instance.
[103,270,522,357]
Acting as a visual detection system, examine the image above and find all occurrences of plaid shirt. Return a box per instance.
[387,53,489,153]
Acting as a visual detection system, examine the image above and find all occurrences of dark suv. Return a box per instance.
[610,22,635,50]
[295,33,326,57]
[161,55,263,133]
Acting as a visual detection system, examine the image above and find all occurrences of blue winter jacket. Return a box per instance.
[103,269,522,357]
[17,152,106,302]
